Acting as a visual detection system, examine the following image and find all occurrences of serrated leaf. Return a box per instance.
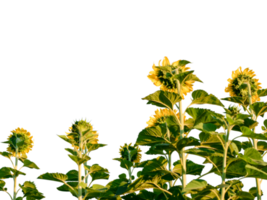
[245,165,267,179]
[86,143,107,152]
[68,154,91,165]
[240,126,267,140]
[142,90,182,110]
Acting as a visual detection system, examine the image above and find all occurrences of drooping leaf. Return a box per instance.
[191,90,224,107]
[238,148,267,166]
[221,96,246,106]
[186,159,204,176]
[86,143,107,152]
[142,90,182,110]
[68,154,91,165]
[0,151,12,159]
[19,181,45,199]
[240,126,267,140]
[38,173,68,182]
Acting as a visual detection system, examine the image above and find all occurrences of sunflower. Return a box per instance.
[6,128,33,158]
[148,56,195,99]
[119,143,141,163]
[225,67,261,103]
[146,108,185,128]
[66,120,98,150]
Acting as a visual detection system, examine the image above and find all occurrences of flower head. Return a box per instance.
[224,105,241,117]
[225,67,261,103]
[119,143,141,163]
[66,120,98,150]
[148,56,195,99]
[7,128,33,158]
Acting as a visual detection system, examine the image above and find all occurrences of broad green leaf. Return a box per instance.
[182,179,207,193]
[225,159,247,178]
[0,167,25,179]
[87,165,109,182]
[248,186,258,197]
[120,160,133,170]
[185,148,219,158]
[191,90,224,107]
[245,165,267,179]
[23,159,40,169]
[38,173,68,182]
[66,170,79,181]
[233,191,254,200]
[68,154,91,165]
[176,137,200,151]
[250,102,267,118]
[173,160,204,176]
[0,180,6,191]
[142,90,182,110]
[238,148,267,166]
[57,182,78,192]
[257,89,267,97]
[232,118,258,132]
[135,126,168,146]
[193,123,217,133]
[19,181,45,199]
[0,151,12,159]
[240,126,267,140]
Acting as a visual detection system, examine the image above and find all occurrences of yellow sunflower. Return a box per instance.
[225,67,261,103]
[148,56,195,99]
[66,120,98,150]
[145,108,192,141]
[7,128,33,158]
[119,143,141,163]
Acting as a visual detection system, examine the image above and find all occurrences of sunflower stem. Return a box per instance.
[220,129,230,200]
[84,148,88,185]
[168,152,173,188]
[13,148,18,200]
[175,68,186,190]
[78,132,83,200]
[127,149,132,183]
[247,82,261,200]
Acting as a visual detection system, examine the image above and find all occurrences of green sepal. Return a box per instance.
[191,90,224,107]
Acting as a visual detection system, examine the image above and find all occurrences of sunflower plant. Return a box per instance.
[101,56,267,200]
[38,120,109,200]
[0,128,44,200]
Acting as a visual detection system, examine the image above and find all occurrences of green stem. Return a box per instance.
[220,130,230,200]
[175,68,186,190]
[78,133,83,200]
[247,82,261,200]
[13,148,18,200]
[168,152,173,188]
[127,149,132,183]
[84,148,88,185]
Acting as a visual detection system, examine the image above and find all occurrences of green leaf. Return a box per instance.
[182,179,207,193]
[173,70,194,85]
[249,102,267,118]
[58,135,74,145]
[225,159,247,178]
[176,137,200,151]
[240,126,267,140]
[86,143,107,152]
[23,159,40,169]
[65,148,78,156]
[0,167,25,179]
[193,123,217,132]
[221,96,246,105]
[248,186,258,197]
[257,141,267,152]
[86,163,110,181]
[38,172,68,182]
[245,165,267,179]
[19,181,45,199]
[120,160,133,170]
[65,170,79,181]
[68,154,91,165]
[0,151,12,159]
[0,180,6,191]
[264,119,267,128]
[238,148,267,166]
[142,90,182,110]
[173,160,204,176]
[135,126,168,146]
[191,90,224,107]
[257,89,267,97]
[185,148,219,158]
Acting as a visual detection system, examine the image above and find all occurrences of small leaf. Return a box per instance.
[0,151,12,159]
[191,90,224,107]
[86,143,107,152]
[182,179,207,193]
[68,155,91,165]
[23,159,40,169]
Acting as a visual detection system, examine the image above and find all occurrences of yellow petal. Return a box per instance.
[161,56,171,66]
